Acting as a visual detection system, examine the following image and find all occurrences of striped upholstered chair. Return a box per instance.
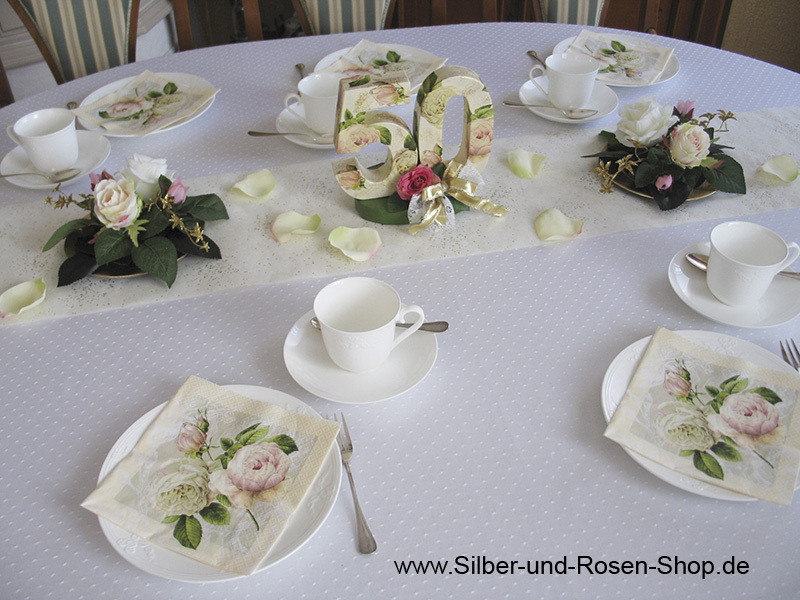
[538,0,606,26]
[291,0,397,36]
[7,0,140,84]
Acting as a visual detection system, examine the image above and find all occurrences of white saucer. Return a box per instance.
[668,242,800,328]
[275,106,333,150]
[517,78,618,124]
[553,35,680,86]
[602,330,798,501]
[283,310,438,403]
[0,131,110,189]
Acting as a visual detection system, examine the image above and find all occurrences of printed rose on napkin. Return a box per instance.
[565,30,673,86]
[72,71,219,136]
[82,376,339,575]
[605,328,800,505]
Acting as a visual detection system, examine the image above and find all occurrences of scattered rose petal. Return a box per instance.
[271,210,322,242]
[507,149,546,178]
[328,226,381,261]
[0,278,46,318]
[758,155,798,182]
[534,208,583,242]
[233,169,276,198]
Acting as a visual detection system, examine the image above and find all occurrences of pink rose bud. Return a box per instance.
[676,99,695,118]
[396,165,441,200]
[168,178,189,205]
[664,366,691,397]
[89,170,114,190]
[655,174,673,191]
[176,422,206,453]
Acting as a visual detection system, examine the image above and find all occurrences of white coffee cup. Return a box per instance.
[7,108,79,173]
[706,221,800,306]
[529,53,599,111]
[313,277,425,373]
[284,72,341,136]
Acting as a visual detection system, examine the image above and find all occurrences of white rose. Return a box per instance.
[150,458,212,516]
[669,123,711,168]
[93,177,142,230]
[393,149,419,175]
[420,86,457,126]
[653,401,717,452]
[614,95,678,147]
[118,154,173,199]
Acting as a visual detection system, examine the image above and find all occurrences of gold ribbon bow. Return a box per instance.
[408,161,507,235]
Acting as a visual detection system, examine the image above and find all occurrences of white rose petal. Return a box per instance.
[328,226,381,261]
[233,169,276,199]
[271,211,321,242]
[0,278,46,318]
[534,208,583,242]
[119,154,171,200]
[759,155,798,182]
[507,149,546,178]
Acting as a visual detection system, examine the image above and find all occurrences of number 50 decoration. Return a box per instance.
[332,66,501,225]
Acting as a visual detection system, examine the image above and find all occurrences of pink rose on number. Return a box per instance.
[469,118,493,157]
[369,84,401,106]
[226,442,290,492]
[719,392,779,436]
[336,168,364,191]
[396,165,441,200]
[336,123,382,154]
[421,149,442,168]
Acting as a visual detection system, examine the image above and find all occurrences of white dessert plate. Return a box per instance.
[96,384,342,582]
[77,72,216,137]
[518,77,618,124]
[668,242,800,328]
[284,310,438,404]
[553,34,680,86]
[0,131,110,189]
[275,106,334,149]
[602,330,797,501]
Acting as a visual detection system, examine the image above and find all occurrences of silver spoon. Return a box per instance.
[247,130,333,144]
[527,49,547,69]
[686,252,800,281]
[0,167,81,183]
[503,100,598,120]
[311,316,449,333]
[295,63,306,79]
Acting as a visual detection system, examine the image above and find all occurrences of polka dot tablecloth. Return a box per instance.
[1,23,799,600]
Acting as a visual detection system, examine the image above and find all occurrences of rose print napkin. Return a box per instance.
[72,71,219,136]
[82,376,339,575]
[318,39,447,90]
[564,30,673,86]
[604,328,800,505]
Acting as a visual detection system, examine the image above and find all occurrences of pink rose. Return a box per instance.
[655,174,673,191]
[336,123,382,154]
[89,170,114,190]
[663,366,691,398]
[106,98,152,118]
[176,422,206,453]
[336,169,364,191]
[669,123,710,168]
[675,99,695,119]
[208,469,253,510]
[225,442,290,492]
[168,177,189,205]
[469,118,493,157]
[421,149,442,168]
[396,165,441,200]
[93,177,142,230]
[719,392,779,436]
[370,84,401,106]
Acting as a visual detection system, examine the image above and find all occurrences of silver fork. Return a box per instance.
[333,413,377,554]
[780,339,800,371]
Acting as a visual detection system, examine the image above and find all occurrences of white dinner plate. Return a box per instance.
[602,330,797,501]
[77,72,216,137]
[284,310,438,403]
[553,34,680,86]
[518,77,618,124]
[0,131,110,189]
[96,384,342,582]
[275,106,334,149]
[668,242,800,328]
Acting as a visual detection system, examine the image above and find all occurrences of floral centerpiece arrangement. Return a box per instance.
[586,96,746,210]
[43,155,228,287]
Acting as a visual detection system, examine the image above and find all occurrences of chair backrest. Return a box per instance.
[7,0,140,84]
[539,0,605,26]
[172,0,263,51]
[291,0,397,36]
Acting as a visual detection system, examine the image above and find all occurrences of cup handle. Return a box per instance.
[391,304,425,350]
[284,93,305,122]
[779,242,800,270]
[7,125,21,146]
[528,66,548,97]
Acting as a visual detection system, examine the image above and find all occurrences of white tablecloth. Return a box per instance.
[1,22,800,600]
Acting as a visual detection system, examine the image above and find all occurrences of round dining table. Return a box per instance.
[1,21,799,600]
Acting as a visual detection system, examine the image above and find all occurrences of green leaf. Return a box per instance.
[693,450,724,480]
[386,50,401,62]
[375,126,392,145]
[180,194,229,221]
[473,104,494,120]
[199,502,230,525]
[701,155,746,194]
[610,40,627,52]
[711,441,742,462]
[705,385,720,397]
[162,515,181,523]
[372,59,388,66]
[147,90,163,99]
[265,433,299,454]
[94,228,134,265]
[131,236,178,287]
[216,494,232,507]
[348,75,371,87]
[239,426,271,446]
[57,253,97,286]
[235,423,260,441]
[679,450,694,456]
[730,378,749,393]
[173,515,202,549]
[403,133,417,151]
[601,48,616,56]
[720,375,740,391]
[42,219,95,252]
[219,455,229,469]
[141,208,170,239]
[163,81,178,95]
[220,437,234,451]
[421,72,437,95]
[746,387,783,404]
[226,442,243,457]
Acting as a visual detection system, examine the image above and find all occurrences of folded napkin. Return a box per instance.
[82,376,339,575]
[604,328,800,505]
[318,39,447,90]
[72,71,219,136]
[564,30,673,86]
